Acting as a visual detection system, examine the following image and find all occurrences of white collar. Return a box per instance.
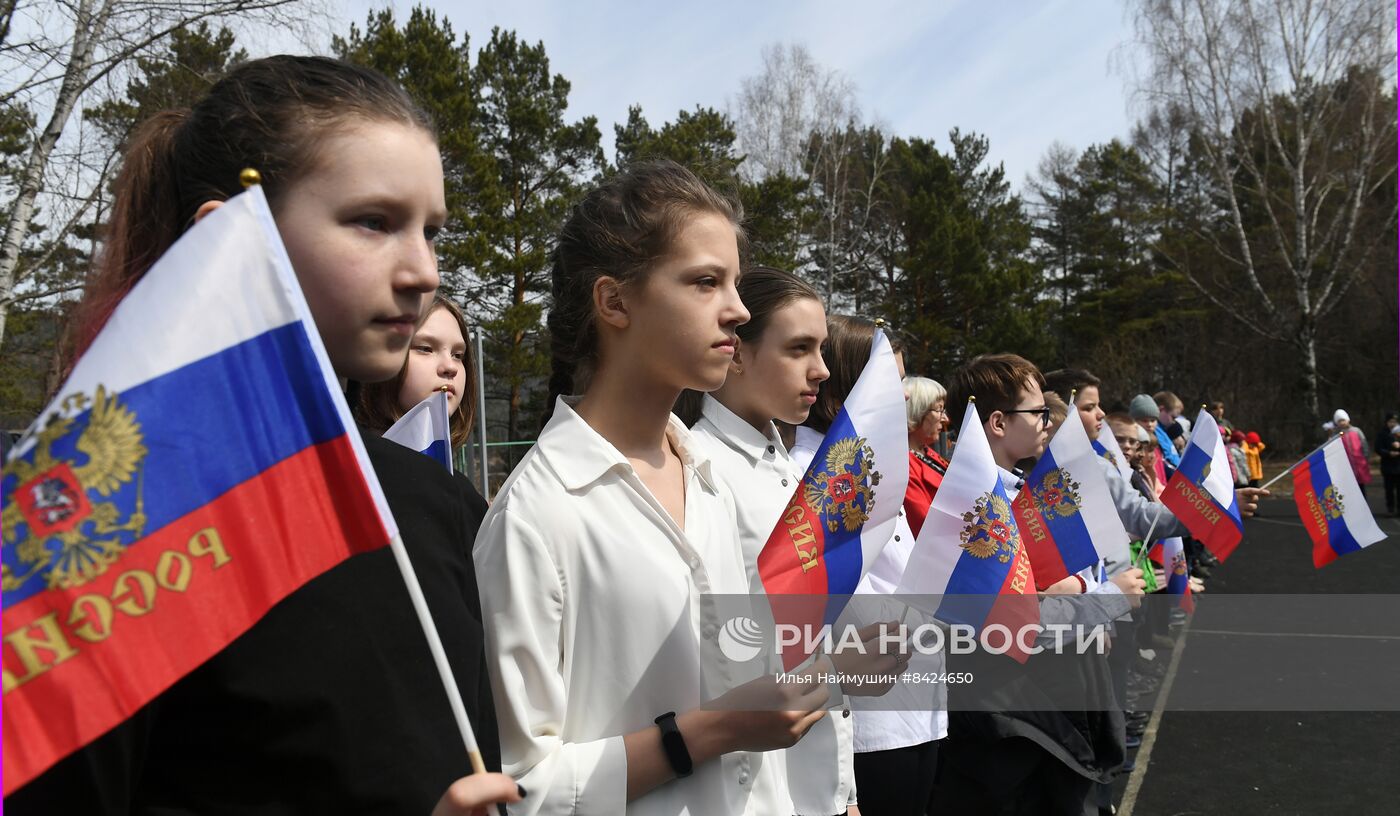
[536,396,717,492]
[699,394,786,465]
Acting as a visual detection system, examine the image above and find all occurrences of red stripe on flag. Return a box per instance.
[1,435,386,794]
[1161,475,1242,561]
[1290,462,1338,568]
[758,492,833,670]
[1012,486,1070,588]
[988,541,1039,664]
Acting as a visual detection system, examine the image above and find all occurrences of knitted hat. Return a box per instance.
[1245,431,1261,445]
[1129,394,1158,420]
[1333,409,1350,424]
[1230,430,1247,444]
[1136,425,1151,443]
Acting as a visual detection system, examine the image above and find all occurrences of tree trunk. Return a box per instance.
[0,0,105,346]
[1298,326,1321,437]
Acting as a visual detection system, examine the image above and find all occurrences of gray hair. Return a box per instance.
[903,376,947,430]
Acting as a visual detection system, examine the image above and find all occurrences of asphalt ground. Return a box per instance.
[1115,486,1400,816]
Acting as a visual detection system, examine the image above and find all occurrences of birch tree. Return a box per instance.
[0,0,313,346]
[1130,0,1397,422]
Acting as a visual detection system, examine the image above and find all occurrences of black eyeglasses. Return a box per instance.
[1004,406,1052,428]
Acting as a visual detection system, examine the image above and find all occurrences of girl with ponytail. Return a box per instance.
[9,56,516,815]
[687,266,868,816]
[474,161,829,814]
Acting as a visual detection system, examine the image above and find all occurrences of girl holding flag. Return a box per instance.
[473,161,829,815]
[7,57,517,814]
[686,265,869,816]
[360,294,478,453]
[791,315,945,816]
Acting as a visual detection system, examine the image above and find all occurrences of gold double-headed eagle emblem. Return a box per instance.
[2,386,148,592]
[1031,468,1081,519]
[1321,485,1345,520]
[960,491,1021,563]
[802,436,881,533]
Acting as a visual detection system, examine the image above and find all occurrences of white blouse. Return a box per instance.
[691,395,858,815]
[792,426,949,754]
[474,397,790,815]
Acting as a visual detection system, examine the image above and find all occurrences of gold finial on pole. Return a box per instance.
[1070,388,1078,400]
[968,396,976,403]
[874,317,887,328]
[239,168,262,189]
[439,385,451,393]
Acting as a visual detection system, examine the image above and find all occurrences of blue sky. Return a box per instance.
[333,0,1141,189]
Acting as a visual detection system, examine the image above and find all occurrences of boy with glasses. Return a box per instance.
[933,355,1143,816]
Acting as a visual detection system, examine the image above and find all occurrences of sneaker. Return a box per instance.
[1126,733,1143,749]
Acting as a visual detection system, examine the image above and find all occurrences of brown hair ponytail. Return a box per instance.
[544,159,745,426]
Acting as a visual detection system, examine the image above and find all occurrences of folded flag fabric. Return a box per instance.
[756,329,909,670]
[897,404,1039,663]
[1093,422,1133,483]
[0,187,397,794]
[384,390,454,473]
[1148,537,1193,612]
[1161,410,1244,561]
[1012,412,1130,587]
[1293,436,1386,568]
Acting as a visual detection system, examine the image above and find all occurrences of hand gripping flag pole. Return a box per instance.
[242,169,486,773]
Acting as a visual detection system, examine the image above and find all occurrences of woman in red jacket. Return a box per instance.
[902,376,950,537]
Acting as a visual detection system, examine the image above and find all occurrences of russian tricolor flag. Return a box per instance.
[384,390,454,472]
[1149,536,1194,613]
[756,330,908,670]
[1012,412,1130,587]
[1094,421,1133,482]
[897,404,1040,662]
[1293,437,1387,568]
[1161,410,1244,561]
[1,188,398,793]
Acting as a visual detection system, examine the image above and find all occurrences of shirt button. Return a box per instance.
[894,535,901,542]
[738,771,749,785]
[767,445,775,454]
[781,479,789,487]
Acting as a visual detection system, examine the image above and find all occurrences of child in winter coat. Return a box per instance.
[1243,431,1266,487]
[1228,431,1251,488]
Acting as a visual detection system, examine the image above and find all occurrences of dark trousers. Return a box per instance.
[1384,473,1400,512]
[851,740,939,816]
[929,736,1094,816]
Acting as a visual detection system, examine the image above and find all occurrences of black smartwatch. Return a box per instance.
[654,711,693,778]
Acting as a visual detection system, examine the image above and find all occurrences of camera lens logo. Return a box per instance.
[717,616,765,663]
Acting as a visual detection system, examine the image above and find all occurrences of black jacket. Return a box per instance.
[6,431,500,814]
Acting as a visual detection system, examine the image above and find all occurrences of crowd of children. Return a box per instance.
[5,55,1387,816]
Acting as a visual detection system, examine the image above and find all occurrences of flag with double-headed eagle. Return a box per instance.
[897,404,1040,663]
[0,187,398,794]
[1292,436,1386,568]
[384,390,454,472]
[1149,536,1194,613]
[1093,421,1133,482]
[1160,410,1244,561]
[756,330,908,671]
[1012,412,1130,587]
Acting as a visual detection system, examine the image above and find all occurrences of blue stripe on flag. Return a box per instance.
[808,408,867,600]
[2,323,344,608]
[1176,441,1212,484]
[1030,447,1101,576]
[422,439,452,471]
[1308,450,1363,557]
[935,478,1018,629]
